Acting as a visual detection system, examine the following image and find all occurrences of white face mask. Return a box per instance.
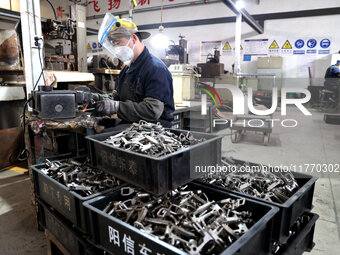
[113,38,135,66]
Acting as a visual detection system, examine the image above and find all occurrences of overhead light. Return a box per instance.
[151,0,170,49]
[235,0,245,10]
[152,25,170,49]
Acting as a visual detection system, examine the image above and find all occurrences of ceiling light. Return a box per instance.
[152,25,170,49]
[235,0,245,10]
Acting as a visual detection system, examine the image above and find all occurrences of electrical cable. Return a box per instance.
[161,0,164,25]
[9,2,49,164]
[45,0,57,20]
[10,39,45,162]
[9,98,32,163]
[10,37,46,163]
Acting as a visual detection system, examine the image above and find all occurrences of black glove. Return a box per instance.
[95,99,120,116]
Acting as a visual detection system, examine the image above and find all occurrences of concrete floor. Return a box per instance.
[217,107,340,254]
[0,107,339,254]
[0,174,46,254]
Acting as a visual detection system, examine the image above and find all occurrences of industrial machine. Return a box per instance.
[42,18,77,71]
[197,48,225,78]
[166,34,188,64]
[30,86,111,120]
[40,5,87,72]
[170,64,199,102]
[87,54,122,92]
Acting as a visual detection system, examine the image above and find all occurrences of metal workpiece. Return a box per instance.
[41,158,123,196]
[103,120,206,157]
[201,158,299,204]
[101,185,255,254]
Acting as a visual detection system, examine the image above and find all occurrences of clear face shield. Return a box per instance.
[98,13,136,66]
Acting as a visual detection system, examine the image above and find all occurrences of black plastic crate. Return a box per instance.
[196,158,318,244]
[324,114,340,125]
[277,212,318,255]
[32,162,124,233]
[83,182,279,255]
[36,198,105,255]
[86,129,222,195]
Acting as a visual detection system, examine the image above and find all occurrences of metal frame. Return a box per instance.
[20,0,44,102]
[221,0,264,34]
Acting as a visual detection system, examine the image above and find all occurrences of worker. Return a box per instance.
[95,13,174,127]
[324,60,340,89]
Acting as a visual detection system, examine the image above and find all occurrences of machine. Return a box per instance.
[30,86,111,120]
[87,54,122,92]
[197,48,225,78]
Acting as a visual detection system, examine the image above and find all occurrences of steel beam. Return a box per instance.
[234,13,242,74]
[221,0,264,34]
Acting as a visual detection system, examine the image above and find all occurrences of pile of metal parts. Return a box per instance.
[104,120,205,157]
[201,158,299,204]
[103,185,254,255]
[41,159,123,196]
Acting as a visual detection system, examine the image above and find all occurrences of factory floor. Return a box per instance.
[0,107,339,254]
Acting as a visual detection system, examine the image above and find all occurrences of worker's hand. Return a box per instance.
[95,99,120,116]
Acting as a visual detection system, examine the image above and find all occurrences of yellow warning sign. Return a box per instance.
[282,40,292,49]
[269,40,279,49]
[87,43,92,50]
[223,41,232,50]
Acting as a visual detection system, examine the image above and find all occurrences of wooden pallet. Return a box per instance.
[45,229,71,255]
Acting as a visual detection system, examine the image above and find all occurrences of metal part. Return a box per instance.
[201,157,299,204]
[103,120,205,157]
[102,185,255,254]
[41,158,123,196]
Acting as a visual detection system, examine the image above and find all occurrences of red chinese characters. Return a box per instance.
[108,0,120,10]
[138,0,150,6]
[89,1,101,13]
[56,6,64,19]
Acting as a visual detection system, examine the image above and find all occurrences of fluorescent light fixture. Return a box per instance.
[235,0,245,10]
[151,25,170,49]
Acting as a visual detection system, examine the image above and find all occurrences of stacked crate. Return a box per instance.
[32,127,318,255]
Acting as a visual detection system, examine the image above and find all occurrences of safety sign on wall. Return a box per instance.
[319,39,331,54]
[222,41,233,55]
[268,40,280,55]
[294,39,305,55]
[221,41,244,56]
[89,42,103,53]
[281,40,293,55]
[244,39,268,55]
[267,38,332,56]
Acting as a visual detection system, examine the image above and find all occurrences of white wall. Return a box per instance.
[40,0,70,20]
[85,0,340,87]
